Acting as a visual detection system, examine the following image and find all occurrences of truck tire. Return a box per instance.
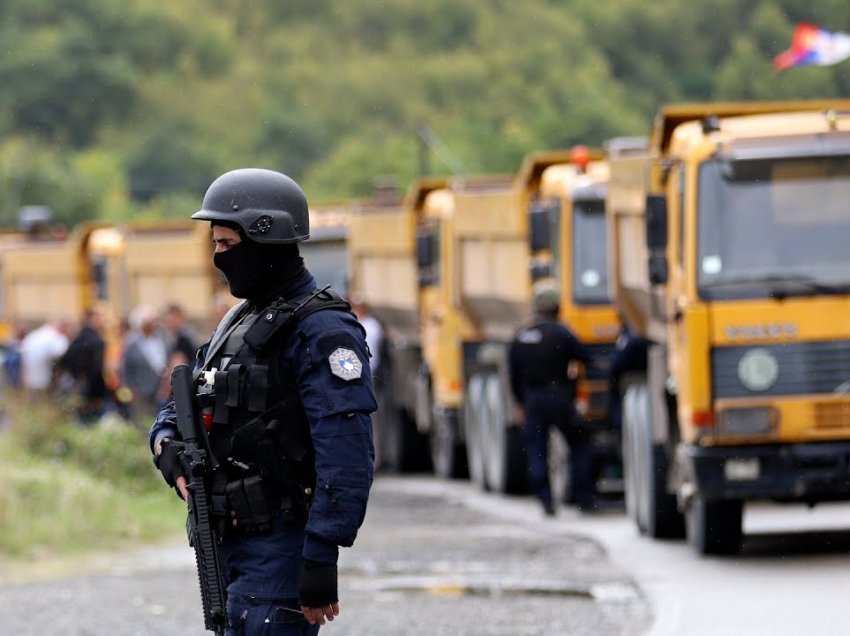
[621,383,644,531]
[629,382,684,539]
[431,409,469,480]
[686,496,743,555]
[483,373,526,494]
[464,374,487,489]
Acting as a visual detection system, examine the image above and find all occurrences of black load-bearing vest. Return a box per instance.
[199,287,352,496]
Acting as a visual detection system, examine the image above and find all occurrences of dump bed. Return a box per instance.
[116,222,224,331]
[1,235,86,325]
[348,205,418,340]
[347,180,443,342]
[453,178,524,342]
[605,138,654,339]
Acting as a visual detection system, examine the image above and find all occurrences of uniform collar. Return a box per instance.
[249,270,317,308]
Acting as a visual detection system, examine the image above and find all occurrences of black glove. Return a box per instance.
[298,559,338,607]
[154,438,186,489]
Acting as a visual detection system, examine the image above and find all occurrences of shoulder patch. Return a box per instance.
[328,347,363,381]
[518,328,543,344]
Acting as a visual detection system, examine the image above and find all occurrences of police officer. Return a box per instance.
[608,318,648,432]
[508,283,594,515]
[149,168,376,634]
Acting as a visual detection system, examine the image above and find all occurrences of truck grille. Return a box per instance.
[711,339,850,399]
[813,401,850,431]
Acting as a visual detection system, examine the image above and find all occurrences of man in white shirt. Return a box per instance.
[20,319,72,397]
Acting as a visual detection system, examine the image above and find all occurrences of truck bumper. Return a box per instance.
[683,441,850,502]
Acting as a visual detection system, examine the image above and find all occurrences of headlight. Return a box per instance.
[719,407,776,437]
[737,348,779,392]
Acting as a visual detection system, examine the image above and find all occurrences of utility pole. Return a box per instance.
[416,122,466,177]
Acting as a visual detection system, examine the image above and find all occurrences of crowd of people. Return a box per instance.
[0,302,200,426]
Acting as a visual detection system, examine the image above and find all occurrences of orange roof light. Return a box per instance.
[570,145,590,174]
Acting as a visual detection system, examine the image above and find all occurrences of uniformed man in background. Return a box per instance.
[508,283,594,515]
[150,168,377,634]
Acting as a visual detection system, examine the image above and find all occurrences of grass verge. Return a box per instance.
[0,397,186,564]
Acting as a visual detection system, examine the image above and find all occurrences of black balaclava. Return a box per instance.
[212,222,306,304]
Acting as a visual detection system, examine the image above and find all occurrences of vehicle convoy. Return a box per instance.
[458,149,622,494]
[607,100,850,554]
[0,205,351,367]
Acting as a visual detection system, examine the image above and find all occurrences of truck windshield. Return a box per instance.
[697,157,850,300]
[572,199,611,305]
[301,239,348,293]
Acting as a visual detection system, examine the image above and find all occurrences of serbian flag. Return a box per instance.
[774,23,850,71]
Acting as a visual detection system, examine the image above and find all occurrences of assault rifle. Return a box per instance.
[171,363,227,636]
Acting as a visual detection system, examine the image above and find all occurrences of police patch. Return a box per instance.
[328,347,363,381]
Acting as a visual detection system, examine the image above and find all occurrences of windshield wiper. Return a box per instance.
[703,273,850,298]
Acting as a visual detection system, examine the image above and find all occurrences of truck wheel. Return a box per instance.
[431,410,469,480]
[687,496,743,555]
[464,374,487,489]
[621,384,644,532]
[632,383,685,539]
[483,373,525,494]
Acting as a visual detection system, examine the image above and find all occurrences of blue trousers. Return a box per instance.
[218,516,320,635]
[521,392,594,508]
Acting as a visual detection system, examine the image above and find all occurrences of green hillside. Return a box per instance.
[0,0,847,226]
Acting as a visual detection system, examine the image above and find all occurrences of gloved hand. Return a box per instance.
[154,438,187,489]
[298,559,338,607]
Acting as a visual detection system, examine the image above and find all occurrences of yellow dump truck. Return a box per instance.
[0,220,228,333]
[607,100,850,554]
[459,149,623,494]
[0,205,351,374]
[417,175,513,481]
[347,179,445,473]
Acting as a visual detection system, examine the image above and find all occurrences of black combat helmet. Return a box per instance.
[191,168,310,243]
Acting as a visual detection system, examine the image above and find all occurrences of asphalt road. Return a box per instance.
[0,475,650,636]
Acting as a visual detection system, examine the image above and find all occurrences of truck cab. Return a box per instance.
[609,100,850,554]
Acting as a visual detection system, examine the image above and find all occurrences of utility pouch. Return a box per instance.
[243,286,351,352]
[225,475,276,536]
[243,307,290,351]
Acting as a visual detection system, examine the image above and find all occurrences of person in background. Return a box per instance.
[608,318,649,432]
[58,308,111,425]
[508,283,595,516]
[163,303,198,367]
[122,304,169,421]
[349,295,384,381]
[150,168,376,633]
[349,294,389,470]
[20,317,73,400]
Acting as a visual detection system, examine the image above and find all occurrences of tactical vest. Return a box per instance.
[199,287,351,532]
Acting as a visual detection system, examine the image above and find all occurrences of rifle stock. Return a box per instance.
[171,363,227,636]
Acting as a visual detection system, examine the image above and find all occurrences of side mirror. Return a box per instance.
[645,195,668,250]
[648,253,668,285]
[529,261,552,282]
[529,203,553,252]
[416,230,434,269]
[91,256,109,300]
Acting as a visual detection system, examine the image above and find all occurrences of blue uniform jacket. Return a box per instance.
[149,272,377,566]
[507,317,592,405]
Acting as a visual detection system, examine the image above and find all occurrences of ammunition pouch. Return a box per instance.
[223,403,316,536]
[225,475,276,536]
